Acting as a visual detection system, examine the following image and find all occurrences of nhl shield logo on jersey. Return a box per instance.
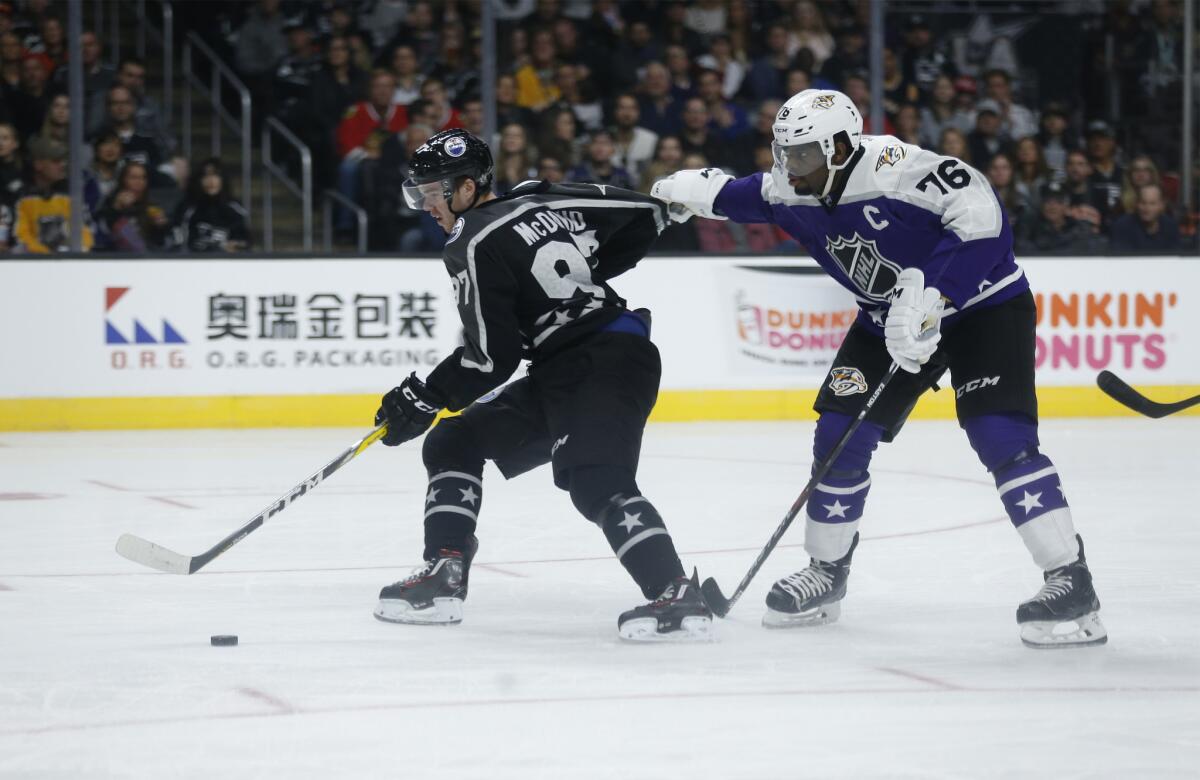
[825,233,903,301]
[875,144,907,171]
[811,94,837,109]
[828,367,868,396]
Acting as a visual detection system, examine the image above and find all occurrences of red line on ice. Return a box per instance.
[87,480,134,492]
[147,496,197,510]
[875,666,964,691]
[0,493,62,501]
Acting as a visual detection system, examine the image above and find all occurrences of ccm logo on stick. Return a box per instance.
[956,376,1000,398]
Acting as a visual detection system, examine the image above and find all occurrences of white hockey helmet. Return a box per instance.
[771,89,863,198]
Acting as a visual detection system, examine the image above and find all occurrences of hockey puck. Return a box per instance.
[210,635,238,647]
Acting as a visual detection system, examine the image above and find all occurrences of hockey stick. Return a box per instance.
[115,425,388,574]
[1096,370,1200,419]
[701,363,900,618]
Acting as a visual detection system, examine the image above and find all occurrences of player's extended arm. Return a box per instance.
[650,168,733,222]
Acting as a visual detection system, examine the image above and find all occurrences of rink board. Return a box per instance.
[1,256,1197,430]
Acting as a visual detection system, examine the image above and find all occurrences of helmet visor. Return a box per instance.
[771,141,827,178]
[402,178,449,210]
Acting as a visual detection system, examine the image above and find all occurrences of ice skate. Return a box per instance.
[1017,534,1106,649]
[374,537,478,625]
[763,533,858,628]
[618,571,714,642]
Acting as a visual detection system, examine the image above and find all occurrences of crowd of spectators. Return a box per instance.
[0,0,1194,255]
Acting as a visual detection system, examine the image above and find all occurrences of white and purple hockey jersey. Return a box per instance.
[713,134,1028,332]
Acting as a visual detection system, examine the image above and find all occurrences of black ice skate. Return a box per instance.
[374,536,478,625]
[1017,534,1107,649]
[763,533,858,628]
[618,570,714,642]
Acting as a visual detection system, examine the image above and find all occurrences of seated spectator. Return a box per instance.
[1016,181,1104,255]
[639,134,684,193]
[83,130,121,218]
[95,85,164,176]
[31,91,66,146]
[901,14,956,103]
[663,44,693,97]
[637,61,681,137]
[70,30,114,131]
[881,48,919,121]
[982,69,1036,141]
[1084,120,1124,223]
[515,28,560,112]
[986,152,1031,231]
[695,34,746,100]
[536,107,582,169]
[695,68,749,142]
[172,158,251,253]
[1037,102,1075,176]
[750,98,782,152]
[1014,137,1051,208]
[459,96,484,138]
[429,22,478,103]
[389,44,422,106]
[894,103,921,146]
[112,56,174,156]
[536,155,566,184]
[0,31,22,93]
[310,34,367,188]
[610,92,658,182]
[819,23,868,88]
[568,130,636,189]
[939,127,972,164]
[272,20,322,123]
[235,0,287,113]
[494,123,537,195]
[967,100,1013,170]
[417,77,462,132]
[743,22,790,102]
[387,0,439,72]
[844,74,894,135]
[1063,149,1109,232]
[13,137,92,253]
[677,97,725,170]
[0,122,23,251]
[1110,183,1181,253]
[10,55,50,141]
[783,66,814,98]
[37,15,63,69]
[363,122,436,252]
[335,69,408,228]
[495,73,532,130]
[1120,155,1160,213]
[918,74,972,149]
[786,0,835,71]
[95,161,169,252]
[554,63,603,132]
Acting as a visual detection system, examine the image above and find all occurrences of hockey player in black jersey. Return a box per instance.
[371,129,712,641]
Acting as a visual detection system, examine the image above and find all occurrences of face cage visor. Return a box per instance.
[771,140,829,179]
[402,178,455,210]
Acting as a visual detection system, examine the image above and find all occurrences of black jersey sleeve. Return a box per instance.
[424,237,524,412]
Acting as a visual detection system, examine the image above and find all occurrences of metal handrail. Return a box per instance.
[182,32,252,218]
[321,189,368,254]
[134,0,173,130]
[263,116,312,253]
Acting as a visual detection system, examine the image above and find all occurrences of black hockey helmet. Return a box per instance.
[402,129,494,213]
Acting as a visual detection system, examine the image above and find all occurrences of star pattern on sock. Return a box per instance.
[1016,490,1043,514]
[824,499,850,519]
[459,486,479,506]
[618,511,643,533]
[425,487,439,504]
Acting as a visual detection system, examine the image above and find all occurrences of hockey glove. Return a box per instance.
[884,268,945,374]
[650,168,732,222]
[375,374,443,446]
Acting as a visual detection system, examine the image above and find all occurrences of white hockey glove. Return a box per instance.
[884,268,945,374]
[650,168,732,223]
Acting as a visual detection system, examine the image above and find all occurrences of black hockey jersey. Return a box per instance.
[424,180,668,411]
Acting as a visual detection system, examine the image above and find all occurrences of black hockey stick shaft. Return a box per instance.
[115,425,388,574]
[702,363,900,617]
[1096,370,1200,419]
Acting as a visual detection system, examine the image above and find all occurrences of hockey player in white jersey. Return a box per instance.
[652,89,1105,648]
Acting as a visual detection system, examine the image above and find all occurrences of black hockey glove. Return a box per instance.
[375,374,443,446]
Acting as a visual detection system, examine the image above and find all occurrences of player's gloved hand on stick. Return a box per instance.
[375,374,443,446]
[884,268,945,374]
[650,168,733,223]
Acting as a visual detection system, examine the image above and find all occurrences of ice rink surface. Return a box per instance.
[1,418,1197,779]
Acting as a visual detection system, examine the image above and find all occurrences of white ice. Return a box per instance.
[1,419,1198,779]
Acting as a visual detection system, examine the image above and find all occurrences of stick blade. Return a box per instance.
[115,533,194,574]
[1096,370,1171,418]
[701,577,732,618]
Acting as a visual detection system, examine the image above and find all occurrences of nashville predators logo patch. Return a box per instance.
[875,144,907,171]
[828,367,869,397]
[812,94,837,110]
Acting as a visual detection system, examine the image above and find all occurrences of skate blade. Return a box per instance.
[373,597,463,625]
[618,615,715,643]
[1020,611,1107,649]
[762,600,841,629]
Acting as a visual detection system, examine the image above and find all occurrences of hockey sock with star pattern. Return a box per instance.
[804,412,883,561]
[422,470,483,560]
[598,495,686,600]
[993,453,1079,569]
